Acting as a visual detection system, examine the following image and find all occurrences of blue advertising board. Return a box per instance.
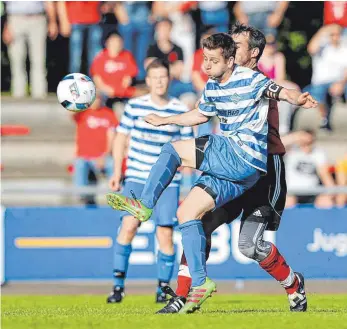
[3,206,347,281]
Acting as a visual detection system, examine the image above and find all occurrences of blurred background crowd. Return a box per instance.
[1,1,347,208]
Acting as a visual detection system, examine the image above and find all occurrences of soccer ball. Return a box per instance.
[57,73,96,112]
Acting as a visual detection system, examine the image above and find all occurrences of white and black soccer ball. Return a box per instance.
[57,73,96,112]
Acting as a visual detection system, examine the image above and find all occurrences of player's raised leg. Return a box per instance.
[107,138,197,222]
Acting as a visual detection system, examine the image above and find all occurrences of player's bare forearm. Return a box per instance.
[278,88,318,108]
[145,108,209,127]
[167,108,209,126]
[264,82,317,108]
[278,88,302,105]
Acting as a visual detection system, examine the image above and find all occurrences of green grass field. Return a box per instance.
[2,294,347,329]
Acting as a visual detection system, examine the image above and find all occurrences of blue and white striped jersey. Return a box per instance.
[198,65,272,172]
[117,94,194,186]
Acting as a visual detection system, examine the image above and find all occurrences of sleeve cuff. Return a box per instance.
[198,109,216,117]
[116,126,130,135]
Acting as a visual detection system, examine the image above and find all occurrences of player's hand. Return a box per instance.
[297,92,318,109]
[145,114,168,126]
[109,174,122,191]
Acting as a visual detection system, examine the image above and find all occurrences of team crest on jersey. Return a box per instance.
[69,82,80,100]
[229,93,242,104]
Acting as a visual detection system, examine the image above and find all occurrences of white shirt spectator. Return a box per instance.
[240,1,278,14]
[311,41,347,85]
[285,147,327,191]
[6,1,44,15]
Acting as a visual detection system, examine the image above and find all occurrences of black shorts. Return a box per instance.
[207,154,287,231]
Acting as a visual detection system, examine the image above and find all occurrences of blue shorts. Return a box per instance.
[120,180,179,227]
[195,134,261,208]
[305,83,347,104]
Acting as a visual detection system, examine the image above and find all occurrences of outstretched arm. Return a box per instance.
[264,82,318,108]
[278,89,318,108]
[145,108,210,127]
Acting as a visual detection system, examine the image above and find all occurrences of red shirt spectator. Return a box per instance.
[66,1,100,24]
[324,1,347,28]
[74,107,119,159]
[192,48,209,83]
[91,32,138,98]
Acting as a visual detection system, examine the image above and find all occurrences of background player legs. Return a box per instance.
[69,24,86,73]
[73,158,95,205]
[156,226,175,300]
[113,215,139,288]
[8,16,27,98]
[238,211,299,294]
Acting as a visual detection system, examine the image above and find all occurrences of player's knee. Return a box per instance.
[239,245,257,259]
[157,226,174,254]
[238,236,257,259]
[120,218,139,240]
[161,142,180,158]
[177,206,206,223]
[176,206,186,223]
[157,226,173,243]
[122,226,138,240]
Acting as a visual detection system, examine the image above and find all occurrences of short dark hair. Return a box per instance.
[230,22,266,61]
[202,33,236,60]
[103,30,122,48]
[146,58,170,76]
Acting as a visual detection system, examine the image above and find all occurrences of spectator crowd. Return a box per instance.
[1,1,347,208]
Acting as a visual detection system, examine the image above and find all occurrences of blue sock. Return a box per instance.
[113,242,132,288]
[179,220,206,287]
[140,143,181,209]
[157,251,175,292]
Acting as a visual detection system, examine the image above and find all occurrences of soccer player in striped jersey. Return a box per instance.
[158,23,309,314]
[106,59,193,304]
[107,33,317,313]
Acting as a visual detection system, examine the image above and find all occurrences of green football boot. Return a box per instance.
[106,193,153,222]
[179,277,217,314]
